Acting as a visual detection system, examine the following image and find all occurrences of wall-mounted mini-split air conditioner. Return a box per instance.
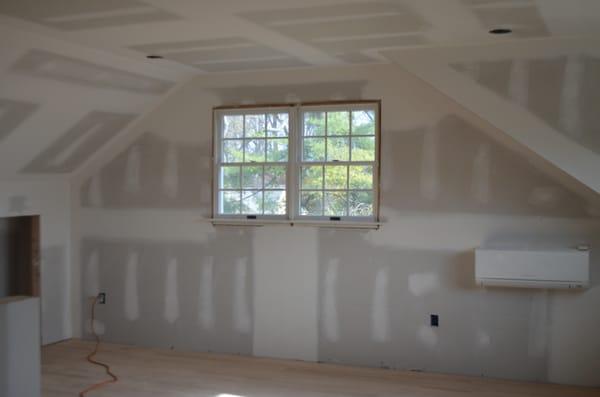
[475,248,590,289]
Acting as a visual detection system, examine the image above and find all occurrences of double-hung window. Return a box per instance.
[213,101,379,225]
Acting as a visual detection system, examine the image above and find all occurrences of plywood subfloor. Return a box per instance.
[42,339,598,397]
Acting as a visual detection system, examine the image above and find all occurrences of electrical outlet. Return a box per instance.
[97,292,106,304]
[430,314,439,327]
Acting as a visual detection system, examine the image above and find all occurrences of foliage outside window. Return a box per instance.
[214,102,379,223]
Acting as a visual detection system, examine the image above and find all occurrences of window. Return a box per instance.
[213,102,379,225]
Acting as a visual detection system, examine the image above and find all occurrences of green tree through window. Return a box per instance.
[215,104,378,221]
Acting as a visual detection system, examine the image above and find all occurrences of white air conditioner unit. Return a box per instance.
[475,248,589,289]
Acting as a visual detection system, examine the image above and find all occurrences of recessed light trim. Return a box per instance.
[146,54,164,59]
[489,28,512,35]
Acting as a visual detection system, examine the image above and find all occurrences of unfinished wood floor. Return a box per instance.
[43,340,599,397]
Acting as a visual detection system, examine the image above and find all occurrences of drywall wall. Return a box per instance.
[74,63,600,386]
[0,179,71,344]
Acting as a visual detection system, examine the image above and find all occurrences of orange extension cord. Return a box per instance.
[79,295,118,397]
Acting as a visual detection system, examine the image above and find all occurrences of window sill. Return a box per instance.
[204,218,381,230]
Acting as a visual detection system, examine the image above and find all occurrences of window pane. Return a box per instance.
[223,140,243,163]
[351,136,375,161]
[301,166,323,189]
[349,191,373,216]
[223,115,243,138]
[304,112,325,136]
[303,137,325,161]
[242,190,263,214]
[300,191,323,216]
[327,137,350,161]
[221,166,240,189]
[266,138,288,162]
[267,113,289,137]
[351,110,375,135]
[264,191,286,215]
[245,114,265,138]
[349,165,373,189]
[220,191,241,214]
[218,106,376,220]
[242,165,263,189]
[325,165,347,189]
[264,166,286,189]
[325,191,348,216]
[244,139,266,162]
[327,111,349,136]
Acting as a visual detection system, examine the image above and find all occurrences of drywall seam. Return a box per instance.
[164,256,179,324]
[508,59,530,107]
[322,258,340,343]
[232,258,251,333]
[371,266,390,343]
[124,250,140,321]
[420,124,440,201]
[198,256,215,330]
[124,145,142,193]
[163,143,179,198]
[559,54,583,138]
[471,143,491,204]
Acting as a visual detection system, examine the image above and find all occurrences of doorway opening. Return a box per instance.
[0,215,40,299]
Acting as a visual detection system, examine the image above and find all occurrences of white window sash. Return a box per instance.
[213,102,380,223]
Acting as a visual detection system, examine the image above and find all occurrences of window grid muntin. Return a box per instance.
[298,105,377,220]
[216,108,291,217]
[215,103,378,221]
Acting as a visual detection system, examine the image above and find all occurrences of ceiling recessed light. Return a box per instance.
[146,55,163,59]
[489,28,512,35]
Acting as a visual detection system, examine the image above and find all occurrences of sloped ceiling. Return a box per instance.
[1,0,600,181]
[0,23,190,178]
[384,38,600,204]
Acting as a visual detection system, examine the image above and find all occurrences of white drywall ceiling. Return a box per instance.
[1,0,600,73]
[1,0,600,189]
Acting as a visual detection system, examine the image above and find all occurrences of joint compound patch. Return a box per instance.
[85,250,100,297]
[164,256,179,324]
[163,143,179,199]
[508,60,530,107]
[199,256,215,330]
[124,145,142,193]
[371,266,391,342]
[420,125,440,201]
[322,258,340,342]
[471,143,491,204]
[408,272,439,297]
[559,55,584,138]
[124,250,140,321]
[233,258,252,333]
[88,174,104,207]
[417,325,437,348]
